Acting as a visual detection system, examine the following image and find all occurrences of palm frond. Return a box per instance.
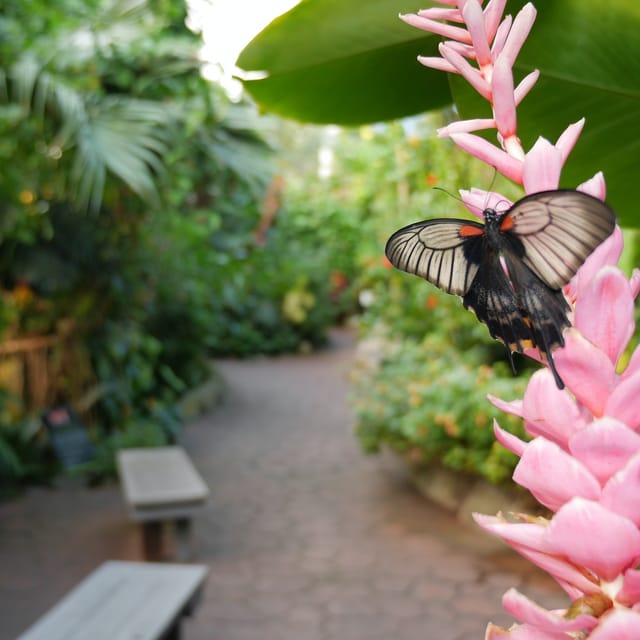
[208,128,272,194]
[206,101,274,194]
[8,55,86,133]
[65,0,159,64]
[4,55,171,212]
[72,97,171,211]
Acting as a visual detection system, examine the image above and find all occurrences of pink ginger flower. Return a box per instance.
[401,0,640,637]
[479,231,640,636]
[401,0,590,194]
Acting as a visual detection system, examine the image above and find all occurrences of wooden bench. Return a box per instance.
[116,447,209,561]
[17,560,209,640]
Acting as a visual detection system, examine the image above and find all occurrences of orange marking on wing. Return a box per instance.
[459,225,484,237]
[500,214,514,231]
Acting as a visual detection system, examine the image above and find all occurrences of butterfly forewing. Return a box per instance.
[507,190,616,289]
[385,219,483,295]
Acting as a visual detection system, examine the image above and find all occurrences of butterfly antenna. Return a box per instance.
[432,186,486,218]
[432,186,463,203]
[486,167,498,199]
[482,168,512,214]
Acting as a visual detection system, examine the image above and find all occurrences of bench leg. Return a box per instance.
[142,521,164,561]
[174,518,192,562]
[141,519,194,561]
[164,619,183,640]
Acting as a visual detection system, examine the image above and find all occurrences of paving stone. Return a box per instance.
[412,577,457,603]
[205,598,267,623]
[252,572,312,595]
[326,593,379,616]
[324,611,399,638]
[372,573,414,594]
[454,587,505,618]
[378,595,429,618]
[286,603,326,625]
[0,328,559,640]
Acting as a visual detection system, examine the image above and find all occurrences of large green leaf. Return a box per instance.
[238,0,640,225]
[451,0,640,226]
[237,0,451,125]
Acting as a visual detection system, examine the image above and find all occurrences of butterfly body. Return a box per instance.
[385,190,617,388]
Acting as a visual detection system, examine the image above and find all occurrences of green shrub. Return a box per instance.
[206,196,361,356]
[351,268,533,484]
[318,117,535,484]
[0,391,56,494]
[75,419,171,480]
[351,328,528,484]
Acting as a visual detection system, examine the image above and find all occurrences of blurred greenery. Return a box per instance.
[1,0,633,493]
[321,119,532,484]
[351,335,527,484]
[236,0,640,483]
[0,0,360,487]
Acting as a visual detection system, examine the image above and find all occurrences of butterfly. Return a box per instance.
[385,189,617,389]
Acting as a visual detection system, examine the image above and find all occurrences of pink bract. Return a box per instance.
[401,1,638,636]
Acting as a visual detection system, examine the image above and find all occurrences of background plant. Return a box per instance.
[0,0,374,486]
[301,116,530,482]
[384,1,640,634]
[235,0,640,485]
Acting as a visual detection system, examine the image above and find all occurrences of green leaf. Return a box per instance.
[451,0,640,227]
[239,0,640,225]
[4,55,170,212]
[237,0,451,125]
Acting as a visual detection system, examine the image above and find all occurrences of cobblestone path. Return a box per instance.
[0,329,558,640]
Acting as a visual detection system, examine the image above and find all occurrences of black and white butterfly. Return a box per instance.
[385,189,617,388]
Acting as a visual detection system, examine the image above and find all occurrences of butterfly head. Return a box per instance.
[483,207,502,226]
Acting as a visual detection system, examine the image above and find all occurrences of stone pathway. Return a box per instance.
[0,329,559,640]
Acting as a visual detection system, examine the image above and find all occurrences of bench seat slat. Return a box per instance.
[17,561,208,640]
[117,447,209,509]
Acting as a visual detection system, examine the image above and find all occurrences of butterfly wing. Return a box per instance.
[505,190,616,289]
[385,219,485,296]
[384,191,610,390]
[462,250,570,389]
[503,252,571,388]
[462,250,534,354]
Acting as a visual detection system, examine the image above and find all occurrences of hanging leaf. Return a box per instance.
[237,0,640,226]
[73,97,169,211]
[237,0,451,125]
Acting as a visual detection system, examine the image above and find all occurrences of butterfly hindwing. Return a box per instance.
[385,219,484,295]
[462,250,569,388]
[502,253,571,388]
[462,250,533,354]
[505,190,616,289]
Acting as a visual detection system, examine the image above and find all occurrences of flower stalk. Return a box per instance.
[401,0,640,636]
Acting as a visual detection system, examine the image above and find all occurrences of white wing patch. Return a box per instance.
[508,190,616,289]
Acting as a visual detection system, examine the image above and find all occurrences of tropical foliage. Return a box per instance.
[0,0,356,488]
[299,116,531,483]
[236,0,640,484]
[4,0,635,494]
